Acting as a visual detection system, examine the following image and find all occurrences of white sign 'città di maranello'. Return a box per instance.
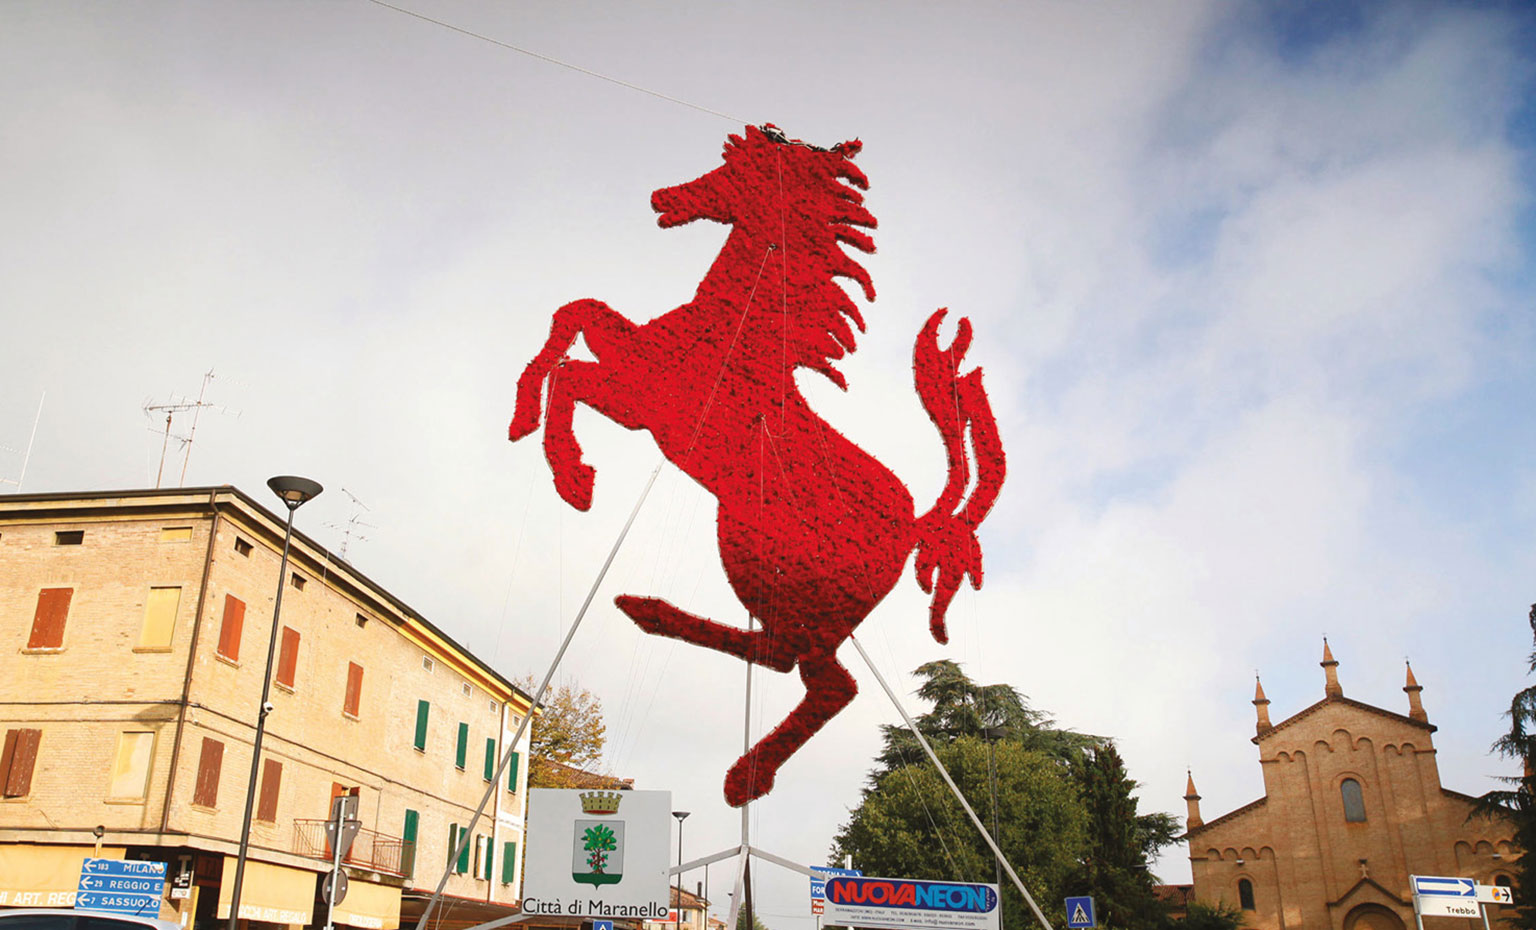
[522,788,672,918]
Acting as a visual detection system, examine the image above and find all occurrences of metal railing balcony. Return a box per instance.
[293,819,413,878]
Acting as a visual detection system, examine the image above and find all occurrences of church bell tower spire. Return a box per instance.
[1405,660,1428,722]
[1254,674,1272,734]
[1184,770,1203,830]
[1322,637,1343,698]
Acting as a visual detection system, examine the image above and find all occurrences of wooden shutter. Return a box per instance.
[256,759,282,821]
[140,586,181,648]
[507,751,520,791]
[217,594,245,661]
[457,828,471,873]
[501,841,516,884]
[414,700,430,750]
[275,627,300,687]
[1,729,41,798]
[455,722,468,769]
[484,738,496,781]
[27,588,72,649]
[344,663,363,717]
[193,738,224,807]
[402,809,419,878]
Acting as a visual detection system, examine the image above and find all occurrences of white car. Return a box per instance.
[0,910,180,930]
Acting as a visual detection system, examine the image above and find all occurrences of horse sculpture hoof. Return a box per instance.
[508,409,540,442]
[723,757,775,808]
[554,463,595,511]
[615,595,667,633]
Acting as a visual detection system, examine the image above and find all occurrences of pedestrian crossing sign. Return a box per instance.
[1065,896,1096,928]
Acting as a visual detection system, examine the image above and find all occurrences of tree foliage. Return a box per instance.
[834,661,1179,930]
[1475,604,1536,930]
[516,676,608,788]
[734,908,770,930]
[1177,902,1245,930]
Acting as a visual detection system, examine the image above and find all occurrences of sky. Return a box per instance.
[3,0,1536,924]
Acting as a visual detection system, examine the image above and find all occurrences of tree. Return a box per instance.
[836,736,1088,929]
[1177,902,1244,930]
[833,661,1180,930]
[1069,744,1178,929]
[515,676,608,788]
[734,908,770,930]
[1475,604,1536,930]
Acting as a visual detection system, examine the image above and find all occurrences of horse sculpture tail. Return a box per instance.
[911,309,1007,644]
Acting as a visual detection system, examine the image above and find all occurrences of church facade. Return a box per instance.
[1182,643,1518,930]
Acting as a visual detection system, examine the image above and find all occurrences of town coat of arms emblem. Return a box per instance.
[572,791,625,886]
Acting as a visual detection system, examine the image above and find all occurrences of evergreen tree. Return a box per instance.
[1475,604,1536,930]
[1069,744,1179,928]
[1177,902,1244,930]
[834,661,1180,930]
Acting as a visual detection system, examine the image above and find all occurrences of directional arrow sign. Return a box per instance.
[1478,885,1514,905]
[1411,876,1476,898]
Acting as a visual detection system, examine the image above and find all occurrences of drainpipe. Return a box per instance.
[160,489,223,835]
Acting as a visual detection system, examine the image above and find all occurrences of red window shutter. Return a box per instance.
[256,759,282,821]
[275,627,300,688]
[193,737,224,807]
[2,729,41,797]
[27,588,72,649]
[217,595,245,661]
[344,663,363,717]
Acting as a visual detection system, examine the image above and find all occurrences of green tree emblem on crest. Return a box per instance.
[583,823,618,874]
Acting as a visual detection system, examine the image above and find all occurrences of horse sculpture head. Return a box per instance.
[651,124,880,387]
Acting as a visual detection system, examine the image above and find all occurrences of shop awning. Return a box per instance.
[0,844,126,907]
[331,878,402,930]
[216,856,317,925]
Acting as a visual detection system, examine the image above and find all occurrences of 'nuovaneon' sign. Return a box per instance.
[822,876,1000,930]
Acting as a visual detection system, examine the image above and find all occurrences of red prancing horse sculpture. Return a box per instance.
[510,125,1006,806]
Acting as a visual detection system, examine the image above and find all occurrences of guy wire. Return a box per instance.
[367,0,748,124]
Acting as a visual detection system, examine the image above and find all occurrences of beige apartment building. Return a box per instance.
[0,487,536,930]
[1183,642,1518,930]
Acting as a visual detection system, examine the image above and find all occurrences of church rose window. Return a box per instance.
[1341,778,1367,822]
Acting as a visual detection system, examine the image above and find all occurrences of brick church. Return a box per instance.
[1182,642,1519,930]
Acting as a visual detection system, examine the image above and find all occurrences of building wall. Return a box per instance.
[0,487,534,922]
[1186,663,1518,930]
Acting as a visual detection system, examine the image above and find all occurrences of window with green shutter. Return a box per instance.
[414,700,430,751]
[447,824,458,866]
[501,841,517,884]
[506,751,520,792]
[484,738,496,782]
[402,809,418,878]
[455,722,469,770]
[457,827,471,873]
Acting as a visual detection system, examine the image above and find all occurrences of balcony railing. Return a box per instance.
[293,819,413,877]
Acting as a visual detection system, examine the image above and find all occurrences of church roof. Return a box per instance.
[1181,795,1266,840]
[1251,693,1436,745]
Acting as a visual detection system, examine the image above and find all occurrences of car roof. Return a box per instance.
[0,909,180,930]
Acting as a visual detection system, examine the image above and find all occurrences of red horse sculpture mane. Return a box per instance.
[510,124,1005,806]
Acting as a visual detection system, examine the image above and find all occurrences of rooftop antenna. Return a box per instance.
[143,370,239,488]
[0,392,45,493]
[325,488,378,560]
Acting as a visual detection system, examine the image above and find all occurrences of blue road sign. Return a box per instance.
[1412,876,1476,898]
[1065,896,1096,929]
[77,860,165,917]
[810,867,862,902]
[593,920,614,930]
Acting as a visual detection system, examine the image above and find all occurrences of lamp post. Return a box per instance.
[980,726,1005,930]
[673,811,691,930]
[228,476,322,930]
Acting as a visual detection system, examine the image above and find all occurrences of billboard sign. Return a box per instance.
[822,876,1000,930]
[522,789,671,919]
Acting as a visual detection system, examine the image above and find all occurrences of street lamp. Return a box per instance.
[228,476,322,930]
[980,726,1005,930]
[673,811,691,930]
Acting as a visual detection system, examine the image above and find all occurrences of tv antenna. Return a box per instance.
[0,392,45,493]
[325,488,378,560]
[143,369,239,488]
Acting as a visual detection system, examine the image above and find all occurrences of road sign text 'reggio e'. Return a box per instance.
[77,859,167,917]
